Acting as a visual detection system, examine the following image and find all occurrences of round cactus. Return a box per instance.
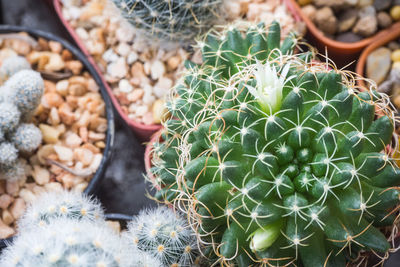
[0,102,20,133]
[17,190,105,230]
[112,0,222,42]
[0,142,18,165]
[0,56,31,82]
[132,251,163,267]
[0,159,27,181]
[124,206,199,267]
[11,123,42,153]
[150,22,400,266]
[5,69,44,117]
[0,218,132,267]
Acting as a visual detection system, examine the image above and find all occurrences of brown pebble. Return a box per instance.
[2,210,14,225]
[10,198,26,220]
[0,195,13,210]
[0,220,15,239]
[6,181,19,197]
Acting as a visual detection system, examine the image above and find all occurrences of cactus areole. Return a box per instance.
[150,22,400,266]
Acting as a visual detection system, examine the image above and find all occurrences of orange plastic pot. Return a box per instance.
[51,0,162,141]
[284,0,400,68]
[356,24,400,88]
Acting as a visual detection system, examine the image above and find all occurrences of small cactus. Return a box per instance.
[0,62,44,181]
[111,0,222,42]
[0,56,31,82]
[150,22,400,266]
[124,206,200,267]
[0,102,20,133]
[0,218,132,267]
[5,69,44,117]
[12,123,43,153]
[17,190,105,230]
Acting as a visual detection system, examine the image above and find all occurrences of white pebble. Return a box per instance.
[116,42,131,57]
[136,105,149,116]
[107,57,127,79]
[103,48,119,63]
[75,27,89,41]
[126,51,138,64]
[54,145,74,162]
[119,79,133,93]
[151,60,166,80]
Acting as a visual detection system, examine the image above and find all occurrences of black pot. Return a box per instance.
[105,213,133,229]
[0,25,115,249]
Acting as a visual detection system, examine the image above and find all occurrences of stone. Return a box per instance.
[392,49,400,62]
[338,9,358,32]
[359,6,376,17]
[39,124,60,144]
[54,145,74,162]
[374,0,392,11]
[344,0,358,6]
[167,56,181,71]
[301,5,317,22]
[126,52,138,65]
[0,220,14,239]
[388,41,400,50]
[298,0,312,6]
[19,188,36,203]
[136,105,149,117]
[353,15,378,37]
[357,0,374,7]
[153,77,173,98]
[152,99,167,124]
[313,0,344,8]
[10,198,25,220]
[377,12,393,28]
[366,47,392,85]
[336,32,363,43]
[119,79,133,93]
[391,6,400,21]
[102,48,119,62]
[127,89,144,102]
[31,165,50,185]
[0,194,13,209]
[107,57,127,79]
[150,60,166,80]
[315,7,337,35]
[2,210,14,225]
[116,42,130,57]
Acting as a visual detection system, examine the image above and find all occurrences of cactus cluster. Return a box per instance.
[111,0,222,42]
[0,56,44,181]
[150,21,400,266]
[124,206,199,266]
[1,190,200,267]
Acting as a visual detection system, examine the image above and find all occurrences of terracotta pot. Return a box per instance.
[51,0,162,141]
[356,25,400,88]
[284,0,400,68]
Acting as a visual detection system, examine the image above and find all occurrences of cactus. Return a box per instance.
[124,206,200,267]
[0,102,20,132]
[12,123,43,153]
[150,22,400,266]
[0,56,31,82]
[17,190,105,230]
[0,218,132,267]
[0,65,44,181]
[5,69,44,117]
[132,251,163,267]
[111,0,222,42]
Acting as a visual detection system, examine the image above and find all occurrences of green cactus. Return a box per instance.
[0,102,20,133]
[111,0,222,42]
[150,22,400,266]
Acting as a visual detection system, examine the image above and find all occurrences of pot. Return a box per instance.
[51,0,162,141]
[356,25,400,88]
[284,0,400,68]
[0,25,115,248]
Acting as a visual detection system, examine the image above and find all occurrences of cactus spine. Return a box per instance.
[150,21,400,266]
[111,0,222,42]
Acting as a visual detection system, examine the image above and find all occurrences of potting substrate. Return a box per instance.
[0,0,400,266]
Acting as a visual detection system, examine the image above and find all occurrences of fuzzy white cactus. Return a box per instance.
[0,218,132,267]
[17,190,105,230]
[124,206,199,267]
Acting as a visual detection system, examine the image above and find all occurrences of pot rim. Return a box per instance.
[52,0,162,140]
[284,0,400,52]
[355,25,400,88]
[0,24,115,248]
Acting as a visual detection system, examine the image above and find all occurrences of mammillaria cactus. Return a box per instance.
[17,190,105,230]
[111,0,222,42]
[0,57,44,181]
[0,218,132,267]
[150,21,400,266]
[124,206,200,267]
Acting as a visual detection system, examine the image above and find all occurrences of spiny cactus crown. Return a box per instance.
[124,206,200,267]
[17,191,105,230]
[150,22,400,266]
[0,218,132,267]
[0,57,43,181]
[111,0,222,42]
